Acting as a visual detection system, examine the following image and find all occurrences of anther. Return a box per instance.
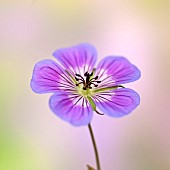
[75,74,81,77]
[94,76,98,80]
[75,72,102,90]
[84,72,88,76]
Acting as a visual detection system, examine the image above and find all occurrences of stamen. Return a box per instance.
[94,76,98,80]
[75,74,84,80]
[76,77,85,82]
[90,80,101,83]
[75,73,80,76]
[84,72,88,76]
[75,73,85,85]
[75,77,79,81]
[75,71,102,90]
[90,82,98,87]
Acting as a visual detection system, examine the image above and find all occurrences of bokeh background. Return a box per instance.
[0,0,170,170]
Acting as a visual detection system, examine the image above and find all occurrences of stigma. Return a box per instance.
[75,71,101,90]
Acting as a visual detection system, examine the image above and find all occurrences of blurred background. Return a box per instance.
[0,0,170,170]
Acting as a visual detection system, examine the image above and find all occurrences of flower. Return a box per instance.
[31,43,141,126]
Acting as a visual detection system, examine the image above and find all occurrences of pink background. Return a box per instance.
[0,0,170,170]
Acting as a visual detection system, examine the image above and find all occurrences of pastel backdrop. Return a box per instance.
[0,0,170,170]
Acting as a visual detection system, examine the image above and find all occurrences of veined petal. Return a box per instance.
[49,92,93,126]
[95,56,141,87]
[93,88,140,117]
[53,43,97,75]
[31,59,75,93]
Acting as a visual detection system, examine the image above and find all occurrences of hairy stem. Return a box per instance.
[88,124,101,170]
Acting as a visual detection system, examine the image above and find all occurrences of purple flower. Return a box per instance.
[31,43,141,126]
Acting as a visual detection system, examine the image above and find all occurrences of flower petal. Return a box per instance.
[49,92,93,126]
[53,43,97,75]
[95,56,141,87]
[31,59,75,93]
[93,88,140,117]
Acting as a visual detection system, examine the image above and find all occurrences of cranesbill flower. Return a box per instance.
[31,43,141,126]
[31,43,141,170]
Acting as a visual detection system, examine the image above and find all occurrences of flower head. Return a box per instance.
[31,43,141,126]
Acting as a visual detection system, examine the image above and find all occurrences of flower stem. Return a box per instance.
[88,124,101,170]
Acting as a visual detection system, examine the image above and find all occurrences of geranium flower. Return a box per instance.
[31,43,141,126]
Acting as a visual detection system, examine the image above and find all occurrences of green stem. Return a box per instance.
[88,124,101,170]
